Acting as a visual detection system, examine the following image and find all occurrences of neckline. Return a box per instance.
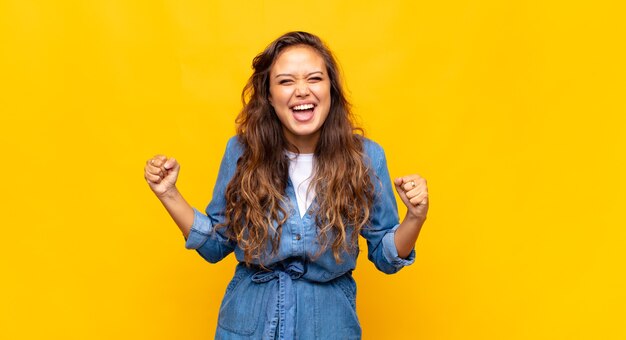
[285,150,314,160]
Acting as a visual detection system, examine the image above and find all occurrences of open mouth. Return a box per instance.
[290,103,316,122]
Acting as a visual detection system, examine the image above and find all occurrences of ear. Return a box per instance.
[268,94,273,107]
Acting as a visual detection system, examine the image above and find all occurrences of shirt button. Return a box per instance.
[295,233,301,241]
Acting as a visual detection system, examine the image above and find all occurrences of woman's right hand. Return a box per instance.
[144,155,180,198]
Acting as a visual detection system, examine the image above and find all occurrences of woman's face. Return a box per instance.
[269,45,331,153]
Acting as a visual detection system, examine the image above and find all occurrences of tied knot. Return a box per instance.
[247,260,305,339]
[251,261,305,283]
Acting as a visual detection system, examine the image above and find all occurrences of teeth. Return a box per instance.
[292,104,315,111]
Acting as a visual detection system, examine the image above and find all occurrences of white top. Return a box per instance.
[286,150,315,217]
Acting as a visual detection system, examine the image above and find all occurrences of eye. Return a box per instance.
[308,77,323,82]
[278,79,293,85]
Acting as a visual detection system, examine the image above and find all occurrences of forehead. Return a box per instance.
[270,45,326,75]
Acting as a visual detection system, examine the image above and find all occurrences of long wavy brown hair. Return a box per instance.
[216,31,375,265]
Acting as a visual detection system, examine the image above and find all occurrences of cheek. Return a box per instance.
[270,87,292,105]
[312,83,331,101]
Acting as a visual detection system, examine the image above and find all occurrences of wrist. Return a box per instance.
[404,211,426,226]
[156,186,180,201]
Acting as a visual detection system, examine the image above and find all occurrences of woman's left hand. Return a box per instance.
[394,174,429,221]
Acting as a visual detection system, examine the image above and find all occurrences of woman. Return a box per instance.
[144,31,428,339]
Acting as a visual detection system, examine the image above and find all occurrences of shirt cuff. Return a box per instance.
[184,208,214,249]
[382,224,416,268]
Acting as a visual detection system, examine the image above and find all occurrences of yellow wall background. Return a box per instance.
[1,1,624,339]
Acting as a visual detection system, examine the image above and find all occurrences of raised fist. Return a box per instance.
[144,155,180,197]
[394,174,429,221]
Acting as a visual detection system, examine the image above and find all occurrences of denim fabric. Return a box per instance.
[185,136,415,339]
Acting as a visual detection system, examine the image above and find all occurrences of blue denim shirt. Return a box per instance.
[184,136,415,339]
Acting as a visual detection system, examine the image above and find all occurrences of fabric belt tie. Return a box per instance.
[251,261,304,340]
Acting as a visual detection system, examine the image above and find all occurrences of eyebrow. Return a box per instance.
[274,71,324,78]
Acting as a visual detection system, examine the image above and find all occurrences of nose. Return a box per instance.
[295,81,310,97]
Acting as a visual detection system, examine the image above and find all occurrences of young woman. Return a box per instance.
[144,31,429,339]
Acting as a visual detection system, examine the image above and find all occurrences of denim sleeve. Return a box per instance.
[184,137,239,263]
[361,142,416,274]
